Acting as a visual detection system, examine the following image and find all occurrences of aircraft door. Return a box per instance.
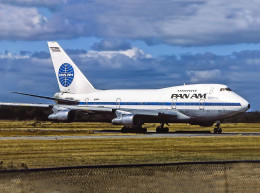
[171,96,177,109]
[85,98,89,106]
[116,98,121,108]
[199,99,205,110]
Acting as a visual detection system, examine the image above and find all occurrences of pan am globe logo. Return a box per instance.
[58,63,74,87]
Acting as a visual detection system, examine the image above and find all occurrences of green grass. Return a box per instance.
[0,121,259,137]
[0,121,260,169]
[0,136,260,169]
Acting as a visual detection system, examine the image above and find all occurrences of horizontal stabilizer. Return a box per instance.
[11,92,79,105]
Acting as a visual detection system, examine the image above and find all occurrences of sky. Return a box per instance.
[0,0,260,110]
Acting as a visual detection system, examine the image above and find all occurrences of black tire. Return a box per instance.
[156,127,160,133]
[214,128,218,134]
[164,127,169,133]
[156,127,169,133]
[121,127,128,133]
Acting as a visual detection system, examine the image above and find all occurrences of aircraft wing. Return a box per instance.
[56,104,114,114]
[0,102,53,120]
[117,108,190,120]
[0,102,113,114]
[8,92,190,120]
[55,104,189,119]
[0,102,51,108]
[0,100,190,122]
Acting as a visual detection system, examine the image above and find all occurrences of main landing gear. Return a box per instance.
[156,123,169,133]
[214,122,222,134]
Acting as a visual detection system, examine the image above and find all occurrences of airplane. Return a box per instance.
[0,41,250,134]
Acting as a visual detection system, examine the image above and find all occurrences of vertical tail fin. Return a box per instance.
[47,41,96,94]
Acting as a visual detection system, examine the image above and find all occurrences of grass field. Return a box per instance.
[1,136,260,169]
[0,121,260,169]
[0,121,259,137]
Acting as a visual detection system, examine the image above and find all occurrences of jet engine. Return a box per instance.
[48,110,75,122]
[112,114,140,126]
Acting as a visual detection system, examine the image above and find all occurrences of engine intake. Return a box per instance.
[48,110,75,122]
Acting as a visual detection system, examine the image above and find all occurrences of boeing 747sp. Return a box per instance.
[0,42,250,133]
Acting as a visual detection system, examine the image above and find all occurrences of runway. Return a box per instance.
[0,131,260,140]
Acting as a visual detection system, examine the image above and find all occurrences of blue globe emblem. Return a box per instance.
[58,63,74,87]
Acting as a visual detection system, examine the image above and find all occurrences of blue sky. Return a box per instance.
[0,0,260,110]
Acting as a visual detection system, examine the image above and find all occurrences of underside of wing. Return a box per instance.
[0,102,52,120]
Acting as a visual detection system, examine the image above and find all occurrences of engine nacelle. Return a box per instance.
[48,110,75,122]
[112,114,139,126]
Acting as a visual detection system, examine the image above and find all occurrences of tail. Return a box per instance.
[47,41,96,94]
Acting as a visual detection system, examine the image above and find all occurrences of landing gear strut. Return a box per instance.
[156,123,169,133]
[214,122,222,134]
[121,126,147,133]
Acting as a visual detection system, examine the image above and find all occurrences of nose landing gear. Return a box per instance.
[214,122,222,134]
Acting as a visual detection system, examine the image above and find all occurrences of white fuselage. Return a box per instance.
[55,83,249,123]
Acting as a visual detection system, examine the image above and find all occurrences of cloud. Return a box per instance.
[187,69,222,83]
[20,51,31,56]
[0,51,56,103]
[86,47,152,59]
[80,47,152,69]
[0,0,67,10]
[0,4,48,40]
[65,49,87,55]
[91,39,132,51]
[31,51,49,59]
[2,0,260,46]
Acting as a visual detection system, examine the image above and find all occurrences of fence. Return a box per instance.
[0,161,260,193]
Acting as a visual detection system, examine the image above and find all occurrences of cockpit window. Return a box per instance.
[220,88,232,91]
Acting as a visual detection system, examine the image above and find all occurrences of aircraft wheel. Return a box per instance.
[214,127,222,134]
[156,127,169,133]
[156,127,161,133]
[121,127,128,133]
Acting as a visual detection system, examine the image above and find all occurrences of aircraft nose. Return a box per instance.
[240,98,250,112]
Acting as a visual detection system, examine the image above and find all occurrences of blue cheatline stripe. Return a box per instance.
[78,102,241,106]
